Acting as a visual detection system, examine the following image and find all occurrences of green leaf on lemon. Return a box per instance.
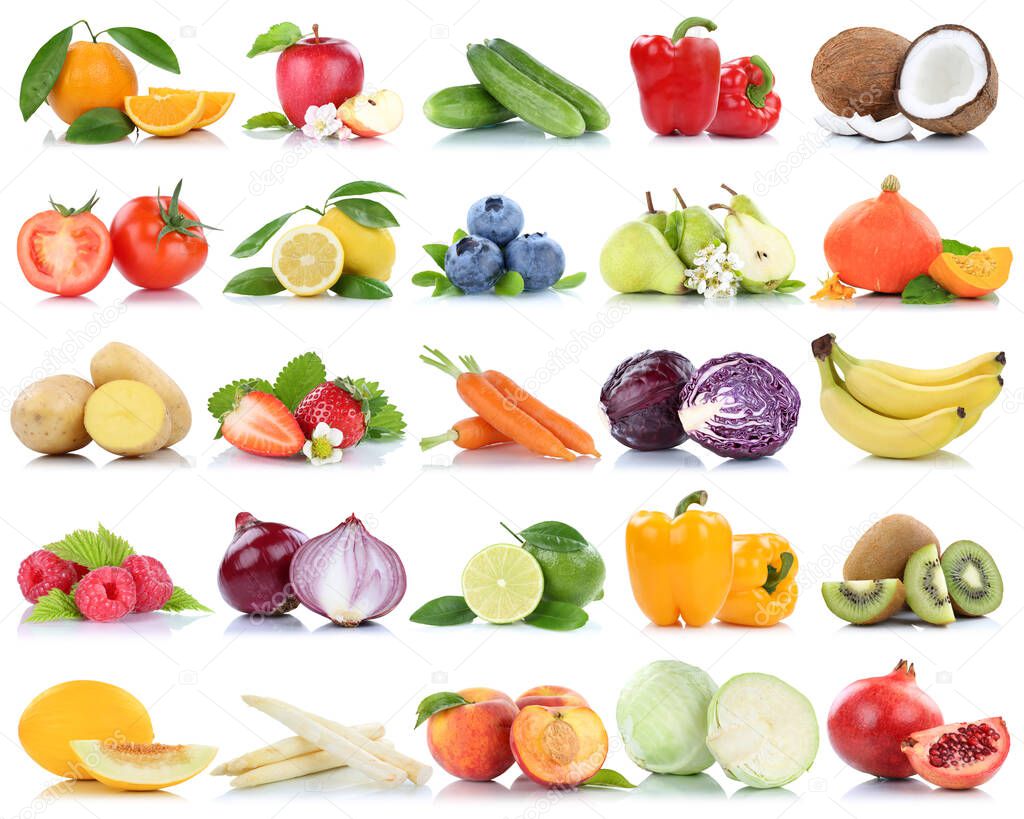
[409,595,475,626]
[523,600,589,630]
[415,692,470,727]
[223,267,285,295]
[20,24,73,120]
[65,108,136,144]
[333,198,399,229]
[247,22,303,58]
[274,353,327,411]
[104,27,180,73]
[327,181,404,199]
[231,210,301,257]
[330,275,392,299]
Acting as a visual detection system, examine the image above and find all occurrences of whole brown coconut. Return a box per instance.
[895,25,998,135]
[812,27,911,119]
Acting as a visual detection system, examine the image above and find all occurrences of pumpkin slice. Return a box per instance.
[928,247,1012,298]
[69,740,217,790]
[125,91,206,137]
[149,88,235,128]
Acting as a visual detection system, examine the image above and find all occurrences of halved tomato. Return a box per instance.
[17,194,113,297]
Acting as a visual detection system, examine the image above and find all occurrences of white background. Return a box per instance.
[1,0,1021,818]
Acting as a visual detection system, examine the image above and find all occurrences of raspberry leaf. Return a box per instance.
[47,525,135,569]
[162,587,212,613]
[26,589,82,623]
[337,377,406,440]
[274,352,327,411]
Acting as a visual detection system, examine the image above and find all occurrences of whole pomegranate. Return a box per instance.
[828,660,943,778]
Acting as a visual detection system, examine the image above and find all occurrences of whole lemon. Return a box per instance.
[318,207,396,282]
[48,41,138,124]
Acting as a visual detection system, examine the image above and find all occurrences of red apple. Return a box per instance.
[276,24,364,127]
[338,89,403,137]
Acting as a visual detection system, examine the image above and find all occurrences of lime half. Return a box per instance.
[461,544,544,624]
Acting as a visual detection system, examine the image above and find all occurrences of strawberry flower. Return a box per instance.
[303,422,344,466]
[302,104,342,140]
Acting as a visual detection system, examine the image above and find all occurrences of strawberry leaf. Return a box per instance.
[274,353,326,411]
[336,377,406,441]
[208,378,274,420]
[26,589,82,623]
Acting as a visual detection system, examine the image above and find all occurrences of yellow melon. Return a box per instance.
[69,741,217,790]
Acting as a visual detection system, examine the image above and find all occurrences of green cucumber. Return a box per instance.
[466,44,585,138]
[484,38,610,131]
[423,84,515,129]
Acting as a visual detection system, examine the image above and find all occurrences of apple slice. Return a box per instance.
[338,90,403,138]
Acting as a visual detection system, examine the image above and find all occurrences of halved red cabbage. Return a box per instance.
[679,353,800,459]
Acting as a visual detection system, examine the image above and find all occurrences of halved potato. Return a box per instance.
[84,380,171,457]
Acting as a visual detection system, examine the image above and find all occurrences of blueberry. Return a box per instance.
[466,195,524,247]
[503,233,565,291]
[444,236,505,294]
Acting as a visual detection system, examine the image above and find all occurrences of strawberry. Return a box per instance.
[294,381,366,448]
[221,390,305,457]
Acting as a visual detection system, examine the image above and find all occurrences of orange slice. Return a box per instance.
[149,88,235,128]
[125,91,206,137]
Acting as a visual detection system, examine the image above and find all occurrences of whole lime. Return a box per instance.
[523,541,606,607]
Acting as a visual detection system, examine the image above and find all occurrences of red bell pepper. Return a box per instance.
[707,56,781,138]
[630,17,721,136]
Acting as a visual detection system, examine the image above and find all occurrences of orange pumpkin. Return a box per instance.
[824,175,942,294]
[928,247,1012,298]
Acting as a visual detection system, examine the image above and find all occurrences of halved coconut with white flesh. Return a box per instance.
[706,673,818,789]
[896,25,997,135]
[815,110,857,136]
[848,112,914,142]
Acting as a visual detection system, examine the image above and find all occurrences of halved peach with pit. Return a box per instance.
[516,686,588,710]
[510,705,608,787]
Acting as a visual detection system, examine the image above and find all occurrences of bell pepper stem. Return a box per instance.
[762,551,794,595]
[674,490,708,516]
[671,17,717,42]
[745,55,775,108]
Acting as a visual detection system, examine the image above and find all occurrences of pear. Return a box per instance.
[600,220,689,294]
[721,183,770,224]
[712,205,796,294]
[673,188,725,267]
[639,191,668,233]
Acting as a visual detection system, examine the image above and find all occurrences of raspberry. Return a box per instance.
[17,550,79,603]
[74,567,136,622]
[121,555,174,612]
[294,382,366,448]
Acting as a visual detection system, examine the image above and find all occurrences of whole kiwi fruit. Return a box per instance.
[843,514,939,580]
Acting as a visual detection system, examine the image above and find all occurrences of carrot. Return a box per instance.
[420,348,576,461]
[420,417,511,451]
[461,357,600,457]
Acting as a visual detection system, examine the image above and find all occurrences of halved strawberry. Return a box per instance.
[221,390,304,457]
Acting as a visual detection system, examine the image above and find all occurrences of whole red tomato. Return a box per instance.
[17,193,112,297]
[110,180,214,289]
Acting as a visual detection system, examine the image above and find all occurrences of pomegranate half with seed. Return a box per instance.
[902,717,1010,789]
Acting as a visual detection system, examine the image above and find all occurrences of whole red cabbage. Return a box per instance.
[600,350,696,450]
[679,353,800,459]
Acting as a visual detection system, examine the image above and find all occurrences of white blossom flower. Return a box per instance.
[303,422,344,465]
[302,104,342,140]
[685,242,743,299]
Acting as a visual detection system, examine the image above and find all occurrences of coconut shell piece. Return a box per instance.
[812,27,911,119]
[896,24,998,135]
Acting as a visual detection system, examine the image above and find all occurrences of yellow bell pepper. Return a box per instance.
[626,490,733,627]
[716,533,798,627]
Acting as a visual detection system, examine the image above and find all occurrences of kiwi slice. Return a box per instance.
[903,544,956,625]
[821,579,906,624]
[940,540,1003,617]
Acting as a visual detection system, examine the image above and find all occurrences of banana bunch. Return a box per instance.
[813,334,1005,459]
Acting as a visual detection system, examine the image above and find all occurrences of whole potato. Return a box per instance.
[90,342,191,446]
[11,375,94,454]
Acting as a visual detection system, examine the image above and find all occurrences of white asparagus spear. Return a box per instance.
[242,695,404,784]
[230,750,368,788]
[305,711,432,786]
[211,723,386,776]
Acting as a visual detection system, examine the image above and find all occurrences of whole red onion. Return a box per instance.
[218,513,308,615]
[289,514,406,627]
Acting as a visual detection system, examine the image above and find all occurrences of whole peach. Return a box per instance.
[516,685,588,710]
[427,687,519,781]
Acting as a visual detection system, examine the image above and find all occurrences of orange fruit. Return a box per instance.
[125,91,207,137]
[47,41,138,125]
[149,88,235,128]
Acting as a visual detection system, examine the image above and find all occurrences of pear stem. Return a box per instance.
[644,191,655,213]
[672,188,687,209]
[708,203,733,214]
[720,184,738,197]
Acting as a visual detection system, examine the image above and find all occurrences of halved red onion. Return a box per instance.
[289,514,406,627]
